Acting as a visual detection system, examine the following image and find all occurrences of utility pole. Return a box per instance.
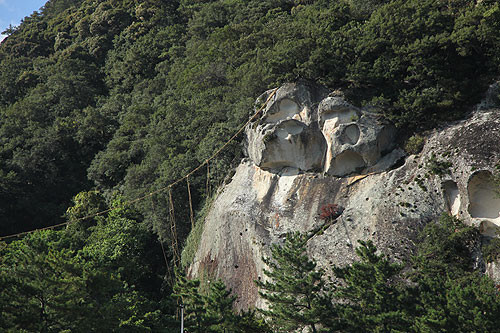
[180,304,184,333]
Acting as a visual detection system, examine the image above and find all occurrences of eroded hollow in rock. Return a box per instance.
[443,180,460,216]
[329,150,365,176]
[377,125,395,154]
[322,109,357,129]
[275,120,304,140]
[342,124,360,145]
[265,99,299,123]
[468,171,500,220]
[259,120,326,172]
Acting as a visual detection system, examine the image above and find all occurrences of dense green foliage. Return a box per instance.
[332,240,410,332]
[173,270,269,332]
[0,198,176,332]
[1,0,500,331]
[1,0,500,242]
[258,215,500,332]
[256,232,336,332]
[409,214,500,332]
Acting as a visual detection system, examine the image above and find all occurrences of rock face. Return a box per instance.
[245,82,399,175]
[189,82,500,310]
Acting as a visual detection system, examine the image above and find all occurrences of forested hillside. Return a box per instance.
[1,0,500,331]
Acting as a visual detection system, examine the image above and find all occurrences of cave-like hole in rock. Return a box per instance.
[468,171,500,220]
[377,126,395,154]
[265,99,299,123]
[280,99,299,113]
[343,124,360,145]
[275,120,305,139]
[329,150,365,176]
[443,180,460,216]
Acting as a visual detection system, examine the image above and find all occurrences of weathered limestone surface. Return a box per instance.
[189,82,500,310]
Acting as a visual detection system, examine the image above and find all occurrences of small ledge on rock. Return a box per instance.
[365,148,406,174]
[265,99,300,123]
[318,97,359,127]
[479,220,500,238]
[275,120,305,140]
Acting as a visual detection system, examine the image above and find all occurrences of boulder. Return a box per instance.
[246,82,399,175]
[245,82,328,172]
[190,82,500,310]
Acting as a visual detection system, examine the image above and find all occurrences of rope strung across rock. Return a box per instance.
[0,87,278,242]
[206,160,211,195]
[168,187,180,267]
[186,176,195,230]
[159,240,174,284]
[151,193,174,282]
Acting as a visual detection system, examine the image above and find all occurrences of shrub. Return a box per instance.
[405,134,425,155]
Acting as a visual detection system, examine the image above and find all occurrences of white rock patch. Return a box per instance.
[443,180,461,216]
[468,171,500,230]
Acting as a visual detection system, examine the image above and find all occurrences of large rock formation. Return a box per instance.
[245,82,400,176]
[189,82,500,310]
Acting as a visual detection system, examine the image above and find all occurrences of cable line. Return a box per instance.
[186,176,195,230]
[0,88,278,242]
[168,187,180,266]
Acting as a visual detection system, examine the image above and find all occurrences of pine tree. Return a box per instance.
[204,279,239,332]
[256,231,338,332]
[333,240,410,333]
[410,214,500,332]
[174,271,267,332]
[173,270,207,333]
[0,231,104,332]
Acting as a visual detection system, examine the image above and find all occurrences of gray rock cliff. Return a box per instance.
[189,82,500,310]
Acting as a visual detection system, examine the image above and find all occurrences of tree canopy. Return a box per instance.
[1,0,499,241]
[1,1,500,331]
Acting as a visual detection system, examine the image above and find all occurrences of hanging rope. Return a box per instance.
[214,158,220,188]
[159,240,174,285]
[151,193,174,284]
[0,87,278,242]
[206,159,211,195]
[186,176,195,230]
[168,187,180,266]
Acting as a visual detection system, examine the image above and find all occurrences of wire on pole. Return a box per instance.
[0,87,278,242]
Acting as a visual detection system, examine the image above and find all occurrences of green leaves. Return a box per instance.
[0,231,101,332]
[0,196,176,332]
[2,0,500,245]
[257,232,336,332]
[257,217,500,332]
[333,240,410,332]
[174,269,267,332]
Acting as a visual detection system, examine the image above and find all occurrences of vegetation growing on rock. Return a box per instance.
[256,215,500,332]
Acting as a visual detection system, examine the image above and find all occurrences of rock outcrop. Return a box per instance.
[189,82,500,310]
[245,82,400,175]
